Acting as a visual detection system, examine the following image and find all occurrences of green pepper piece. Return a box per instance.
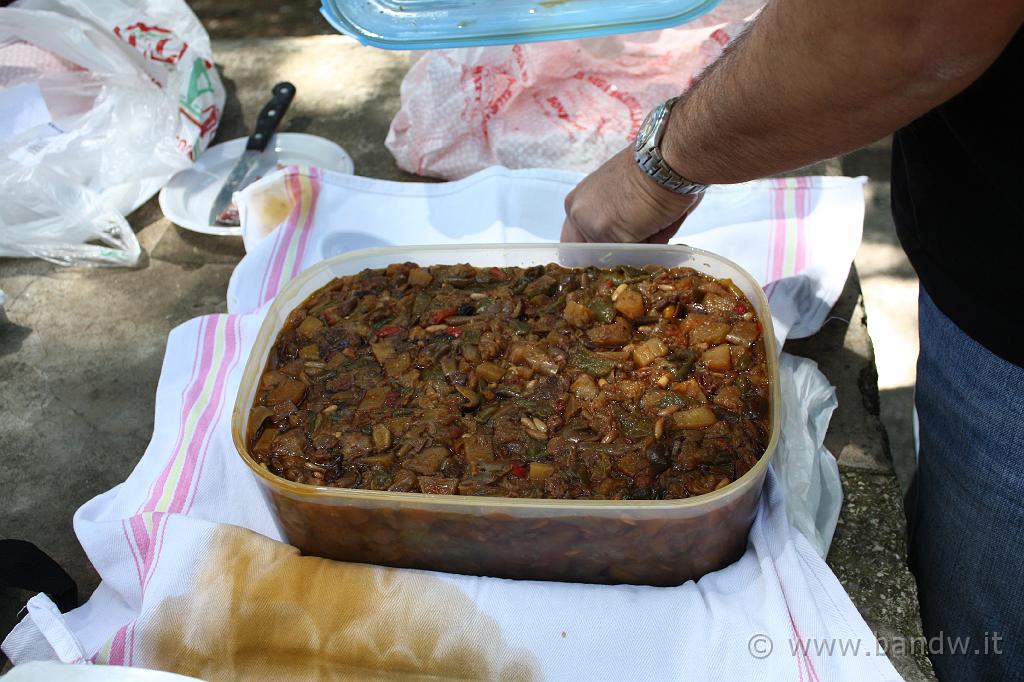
[659,391,686,408]
[618,413,654,440]
[310,370,339,383]
[515,399,556,418]
[462,329,482,345]
[495,387,522,399]
[544,293,568,314]
[668,349,697,380]
[474,404,500,424]
[511,320,531,335]
[588,297,616,324]
[422,364,445,383]
[412,292,431,318]
[609,266,652,285]
[568,348,614,377]
[308,298,335,316]
[735,352,753,372]
[523,439,547,462]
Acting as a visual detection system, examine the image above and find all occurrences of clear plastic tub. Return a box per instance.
[319,0,722,50]
[231,243,779,586]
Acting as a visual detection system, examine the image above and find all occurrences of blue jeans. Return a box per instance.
[907,289,1024,681]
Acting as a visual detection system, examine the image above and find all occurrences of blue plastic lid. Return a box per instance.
[321,0,722,50]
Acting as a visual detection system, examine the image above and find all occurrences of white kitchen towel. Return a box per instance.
[3,166,896,681]
[230,166,865,344]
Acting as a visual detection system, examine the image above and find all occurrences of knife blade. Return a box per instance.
[209,81,296,226]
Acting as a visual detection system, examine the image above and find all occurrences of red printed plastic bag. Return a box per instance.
[0,0,223,266]
[386,1,760,180]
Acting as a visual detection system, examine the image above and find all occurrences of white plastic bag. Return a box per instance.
[776,353,843,557]
[0,0,224,265]
[386,1,761,180]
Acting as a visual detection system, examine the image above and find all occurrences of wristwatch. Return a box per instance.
[634,97,708,196]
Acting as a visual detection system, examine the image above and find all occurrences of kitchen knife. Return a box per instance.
[209,81,296,226]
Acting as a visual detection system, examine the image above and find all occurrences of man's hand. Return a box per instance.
[561,147,702,244]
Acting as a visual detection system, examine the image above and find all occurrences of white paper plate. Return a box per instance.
[158,133,354,236]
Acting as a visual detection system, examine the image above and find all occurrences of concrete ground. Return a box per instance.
[796,142,919,496]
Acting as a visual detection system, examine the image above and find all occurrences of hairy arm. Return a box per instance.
[562,0,1024,242]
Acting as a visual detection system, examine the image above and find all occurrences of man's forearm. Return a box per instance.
[665,0,1024,184]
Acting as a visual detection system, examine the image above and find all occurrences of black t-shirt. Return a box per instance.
[891,28,1023,368]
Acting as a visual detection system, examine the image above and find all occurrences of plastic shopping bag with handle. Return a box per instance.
[0,0,224,266]
[386,0,761,180]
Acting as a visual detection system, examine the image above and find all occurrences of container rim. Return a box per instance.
[231,242,781,511]
[319,0,722,52]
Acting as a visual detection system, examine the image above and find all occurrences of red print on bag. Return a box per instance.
[114,22,189,64]
[709,28,731,47]
[573,71,644,141]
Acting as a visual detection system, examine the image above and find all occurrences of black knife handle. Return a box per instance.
[246,81,296,152]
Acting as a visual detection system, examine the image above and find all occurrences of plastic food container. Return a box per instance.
[320,0,721,50]
[231,244,779,586]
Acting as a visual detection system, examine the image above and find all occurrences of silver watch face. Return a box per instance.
[635,106,661,152]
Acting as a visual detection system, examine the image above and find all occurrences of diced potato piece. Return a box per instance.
[360,453,394,467]
[298,344,321,361]
[509,343,558,375]
[611,380,645,401]
[357,386,390,412]
[404,447,450,475]
[673,405,718,429]
[632,338,669,368]
[726,321,759,346]
[267,377,306,406]
[259,370,285,389]
[372,423,392,451]
[614,287,645,320]
[529,462,555,480]
[572,374,600,401]
[297,315,324,338]
[689,320,731,345]
[702,293,735,314]
[370,341,393,365]
[673,378,708,405]
[718,278,746,299]
[697,281,731,298]
[587,318,633,348]
[616,451,649,477]
[713,385,743,412]
[463,434,494,463]
[730,346,751,371]
[251,428,277,456]
[407,267,433,286]
[476,361,506,384]
[247,406,273,435]
[418,476,459,495]
[701,344,732,371]
[563,300,592,329]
